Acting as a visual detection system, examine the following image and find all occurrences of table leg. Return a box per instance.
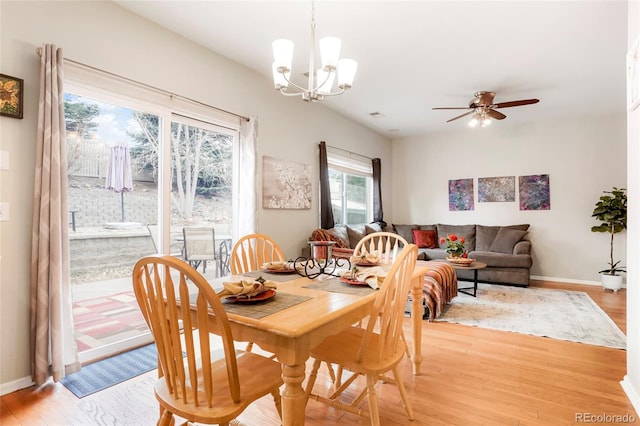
[458,269,478,297]
[410,275,423,375]
[281,363,307,425]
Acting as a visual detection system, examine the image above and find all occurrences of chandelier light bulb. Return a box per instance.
[319,36,341,71]
[272,39,294,73]
[272,62,290,89]
[337,58,358,89]
[317,69,335,94]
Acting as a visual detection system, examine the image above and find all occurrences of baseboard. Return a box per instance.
[530,275,602,286]
[621,376,640,417]
[0,375,34,396]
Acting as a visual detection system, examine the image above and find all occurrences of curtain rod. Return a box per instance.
[35,47,249,122]
[326,144,373,161]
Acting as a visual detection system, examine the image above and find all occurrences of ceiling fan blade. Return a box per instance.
[486,109,507,120]
[446,110,475,123]
[475,91,495,106]
[432,107,472,110]
[493,99,540,108]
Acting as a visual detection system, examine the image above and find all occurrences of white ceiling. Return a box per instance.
[115,0,628,138]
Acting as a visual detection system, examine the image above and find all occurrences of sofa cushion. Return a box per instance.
[329,224,350,247]
[412,229,437,248]
[489,228,528,254]
[365,223,383,234]
[436,224,476,251]
[346,224,366,248]
[470,251,533,268]
[393,224,418,244]
[476,224,530,251]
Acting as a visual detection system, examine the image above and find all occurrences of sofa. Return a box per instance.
[306,222,532,286]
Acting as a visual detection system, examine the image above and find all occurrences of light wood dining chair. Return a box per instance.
[230,233,286,275]
[230,233,285,353]
[132,255,283,426]
[305,244,418,426]
[353,231,408,264]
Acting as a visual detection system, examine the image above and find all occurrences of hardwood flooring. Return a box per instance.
[1,280,637,425]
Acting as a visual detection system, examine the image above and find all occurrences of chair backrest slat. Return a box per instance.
[132,255,241,408]
[230,233,285,274]
[357,244,418,363]
[354,231,408,265]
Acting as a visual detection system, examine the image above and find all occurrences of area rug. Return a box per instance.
[438,283,626,349]
[73,291,149,352]
[61,343,158,398]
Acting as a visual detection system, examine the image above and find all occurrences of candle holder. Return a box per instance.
[294,240,351,279]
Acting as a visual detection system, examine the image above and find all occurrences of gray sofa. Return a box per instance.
[306,222,532,287]
[393,223,532,286]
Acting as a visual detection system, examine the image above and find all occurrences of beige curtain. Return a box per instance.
[30,44,80,385]
[236,116,258,237]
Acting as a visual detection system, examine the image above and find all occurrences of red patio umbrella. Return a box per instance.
[105,141,133,222]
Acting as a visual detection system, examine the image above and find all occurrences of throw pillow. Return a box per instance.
[346,225,366,248]
[412,229,437,248]
[365,223,382,234]
[393,224,418,244]
[489,228,528,254]
[476,224,531,251]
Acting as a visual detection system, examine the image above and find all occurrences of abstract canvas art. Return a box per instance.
[478,176,515,202]
[262,156,312,209]
[519,174,550,210]
[448,178,474,211]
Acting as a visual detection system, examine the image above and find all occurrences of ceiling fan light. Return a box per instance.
[317,69,335,94]
[468,117,479,127]
[337,58,357,89]
[319,36,341,71]
[482,117,492,127]
[272,62,290,89]
[273,39,294,72]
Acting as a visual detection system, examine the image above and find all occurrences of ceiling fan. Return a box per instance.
[432,91,540,126]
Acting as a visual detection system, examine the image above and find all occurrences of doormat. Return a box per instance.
[61,343,157,398]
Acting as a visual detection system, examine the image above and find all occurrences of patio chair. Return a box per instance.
[146,225,183,257]
[132,255,283,426]
[183,227,217,273]
[305,244,418,426]
[217,238,232,277]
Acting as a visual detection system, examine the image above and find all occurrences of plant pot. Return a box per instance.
[600,273,624,292]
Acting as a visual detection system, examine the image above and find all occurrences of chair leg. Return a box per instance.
[304,359,322,401]
[157,408,174,426]
[365,374,381,426]
[271,388,283,418]
[392,364,414,420]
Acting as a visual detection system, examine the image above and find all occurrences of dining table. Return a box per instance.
[202,263,430,426]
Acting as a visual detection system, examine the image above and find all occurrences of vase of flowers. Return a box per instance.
[440,234,466,258]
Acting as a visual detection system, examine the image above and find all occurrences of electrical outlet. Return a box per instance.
[0,202,9,221]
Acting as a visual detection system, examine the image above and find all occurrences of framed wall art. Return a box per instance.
[448,178,474,211]
[519,174,550,211]
[478,176,515,202]
[0,73,24,119]
[262,156,312,209]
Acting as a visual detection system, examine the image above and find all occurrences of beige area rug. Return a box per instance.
[438,283,626,349]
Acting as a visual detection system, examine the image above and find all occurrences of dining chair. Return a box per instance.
[183,227,216,273]
[353,231,408,264]
[305,244,418,426]
[132,255,283,426]
[230,233,286,275]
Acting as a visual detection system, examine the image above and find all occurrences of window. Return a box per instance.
[327,151,373,225]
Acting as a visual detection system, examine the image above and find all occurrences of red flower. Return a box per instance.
[460,237,466,244]
[439,237,446,244]
[448,234,458,241]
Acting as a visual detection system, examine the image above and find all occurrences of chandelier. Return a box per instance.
[271,1,358,102]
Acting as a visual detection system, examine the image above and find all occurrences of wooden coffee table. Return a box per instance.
[448,260,487,297]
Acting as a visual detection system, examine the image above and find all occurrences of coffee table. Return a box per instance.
[448,260,487,297]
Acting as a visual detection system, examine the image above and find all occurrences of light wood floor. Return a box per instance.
[1,280,637,425]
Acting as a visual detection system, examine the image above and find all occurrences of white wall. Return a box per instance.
[392,115,627,283]
[623,0,640,415]
[0,1,391,389]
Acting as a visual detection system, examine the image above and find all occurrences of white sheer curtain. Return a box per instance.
[236,116,258,238]
[31,44,80,384]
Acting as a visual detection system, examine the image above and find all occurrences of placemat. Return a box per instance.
[221,292,311,319]
[303,277,377,296]
[242,270,301,282]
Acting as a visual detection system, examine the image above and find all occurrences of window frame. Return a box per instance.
[326,150,373,225]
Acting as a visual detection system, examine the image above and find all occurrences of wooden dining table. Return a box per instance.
[204,264,430,426]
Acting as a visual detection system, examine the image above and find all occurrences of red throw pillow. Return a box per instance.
[412,229,437,248]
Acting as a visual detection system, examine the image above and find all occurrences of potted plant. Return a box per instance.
[591,187,627,291]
